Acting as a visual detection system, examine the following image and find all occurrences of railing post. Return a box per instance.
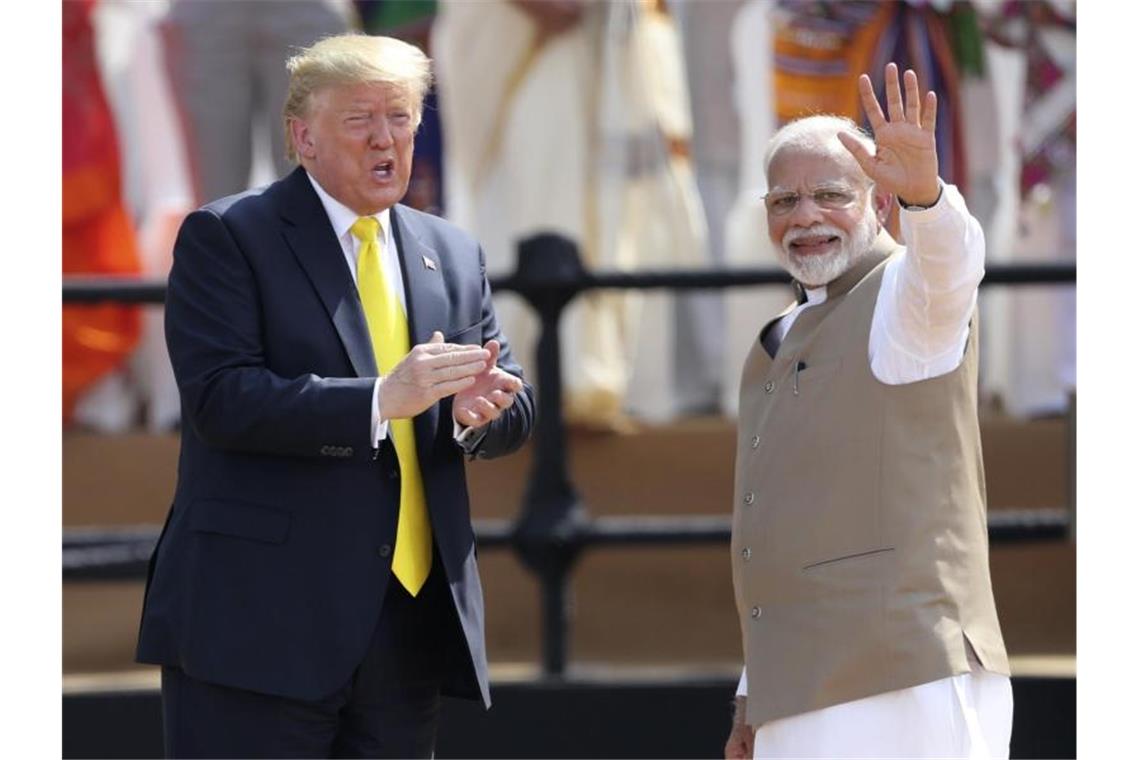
[508,233,590,677]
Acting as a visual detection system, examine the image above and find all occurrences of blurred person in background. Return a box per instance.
[159,0,354,203]
[433,0,709,431]
[63,0,142,430]
[724,66,1010,758]
[90,0,196,433]
[136,34,534,758]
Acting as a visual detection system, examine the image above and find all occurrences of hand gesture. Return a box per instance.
[453,339,524,429]
[378,332,489,420]
[838,63,941,207]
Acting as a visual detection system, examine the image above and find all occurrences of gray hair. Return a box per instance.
[764,114,875,183]
[283,34,433,161]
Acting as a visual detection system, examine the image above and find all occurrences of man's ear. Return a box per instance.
[873,185,893,226]
[289,118,316,161]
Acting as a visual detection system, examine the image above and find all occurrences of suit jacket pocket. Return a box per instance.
[444,322,482,346]
[190,498,292,545]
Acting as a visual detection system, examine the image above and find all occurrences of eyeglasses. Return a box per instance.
[761,185,865,216]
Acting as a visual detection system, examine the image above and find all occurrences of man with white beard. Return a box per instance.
[724,64,1012,759]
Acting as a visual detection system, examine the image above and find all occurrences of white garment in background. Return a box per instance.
[722,0,786,416]
[737,185,1012,758]
[433,0,708,424]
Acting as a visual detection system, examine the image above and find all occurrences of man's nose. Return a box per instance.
[787,194,825,227]
[369,119,394,149]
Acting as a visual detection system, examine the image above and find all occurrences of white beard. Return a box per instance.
[771,210,880,287]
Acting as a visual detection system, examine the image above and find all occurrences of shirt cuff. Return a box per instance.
[371,378,389,448]
[453,419,489,454]
[736,667,748,697]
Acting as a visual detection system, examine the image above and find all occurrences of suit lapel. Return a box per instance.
[391,206,449,458]
[278,168,377,378]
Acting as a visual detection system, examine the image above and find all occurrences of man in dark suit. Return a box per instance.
[136,34,535,758]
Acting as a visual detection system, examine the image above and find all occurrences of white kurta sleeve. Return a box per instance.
[869,183,986,385]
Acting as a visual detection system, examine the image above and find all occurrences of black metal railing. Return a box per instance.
[63,236,1077,676]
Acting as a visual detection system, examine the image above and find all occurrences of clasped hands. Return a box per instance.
[377,331,523,430]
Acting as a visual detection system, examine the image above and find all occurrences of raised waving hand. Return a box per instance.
[837,63,941,207]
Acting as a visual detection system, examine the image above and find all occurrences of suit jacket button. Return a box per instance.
[378,544,392,558]
[764,381,775,394]
[751,606,762,619]
[750,435,761,449]
[389,468,400,480]
[744,492,755,505]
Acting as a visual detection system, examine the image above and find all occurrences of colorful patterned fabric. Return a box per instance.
[62,0,141,423]
[984,1,1076,198]
[770,0,973,192]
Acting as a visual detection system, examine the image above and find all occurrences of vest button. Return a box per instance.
[742,547,752,561]
[744,492,755,505]
[750,435,760,449]
[751,606,761,619]
[378,544,392,558]
[764,380,775,393]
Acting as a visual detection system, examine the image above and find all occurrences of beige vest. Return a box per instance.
[732,233,1010,727]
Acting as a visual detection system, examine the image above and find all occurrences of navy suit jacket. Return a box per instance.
[136,166,534,706]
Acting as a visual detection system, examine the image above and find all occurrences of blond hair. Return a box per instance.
[283,34,432,161]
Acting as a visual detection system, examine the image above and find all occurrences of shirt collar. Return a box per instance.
[305,170,390,247]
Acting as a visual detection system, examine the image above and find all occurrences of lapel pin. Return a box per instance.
[422,255,437,271]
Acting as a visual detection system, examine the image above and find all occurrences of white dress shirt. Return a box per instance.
[307,173,480,449]
[737,184,1013,758]
[308,173,402,448]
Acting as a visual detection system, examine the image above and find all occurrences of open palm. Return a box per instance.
[838,63,941,207]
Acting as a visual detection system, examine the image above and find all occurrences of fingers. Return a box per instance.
[921,89,937,132]
[422,345,489,370]
[431,376,476,398]
[455,393,512,427]
[431,358,488,386]
[455,406,483,427]
[856,73,886,131]
[419,339,487,358]
[904,68,921,125]
[836,131,875,177]
[483,339,501,366]
[488,366,524,393]
[429,330,444,344]
[884,62,903,122]
[487,389,516,410]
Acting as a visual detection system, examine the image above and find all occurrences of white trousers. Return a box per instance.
[753,670,1013,759]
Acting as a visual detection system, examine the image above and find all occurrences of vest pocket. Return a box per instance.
[801,546,895,572]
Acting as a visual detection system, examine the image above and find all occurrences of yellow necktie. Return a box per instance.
[351,217,432,596]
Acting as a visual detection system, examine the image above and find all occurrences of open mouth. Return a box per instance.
[789,234,840,254]
[372,159,395,181]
